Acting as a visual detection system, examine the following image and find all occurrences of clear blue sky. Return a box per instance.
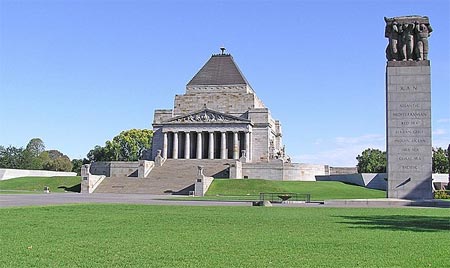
[1,0,449,166]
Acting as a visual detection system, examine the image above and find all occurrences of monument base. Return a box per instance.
[386,61,432,200]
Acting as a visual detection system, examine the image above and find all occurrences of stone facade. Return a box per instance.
[151,52,286,164]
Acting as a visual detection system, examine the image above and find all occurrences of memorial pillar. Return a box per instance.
[209,132,214,159]
[385,15,433,199]
[173,131,178,160]
[221,132,227,159]
[196,132,202,159]
[162,132,168,159]
[184,132,190,159]
[233,131,239,159]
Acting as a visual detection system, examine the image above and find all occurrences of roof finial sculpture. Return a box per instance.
[220,47,226,55]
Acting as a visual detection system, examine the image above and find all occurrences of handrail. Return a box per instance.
[259,192,311,203]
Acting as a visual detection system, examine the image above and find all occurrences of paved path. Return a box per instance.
[0,193,252,207]
[1,194,448,208]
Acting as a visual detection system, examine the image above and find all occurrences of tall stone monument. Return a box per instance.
[385,16,433,199]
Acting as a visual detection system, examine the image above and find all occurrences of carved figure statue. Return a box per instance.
[386,21,400,61]
[384,16,432,62]
[414,21,432,60]
[400,23,415,61]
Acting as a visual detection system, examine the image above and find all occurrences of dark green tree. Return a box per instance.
[24,138,46,169]
[432,147,449,173]
[87,129,153,161]
[87,145,110,162]
[26,138,45,157]
[0,145,26,169]
[42,150,73,172]
[71,158,89,176]
[356,148,387,173]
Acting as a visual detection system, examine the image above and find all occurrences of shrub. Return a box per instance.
[433,190,450,199]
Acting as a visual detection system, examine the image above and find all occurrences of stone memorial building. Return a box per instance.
[151,49,286,163]
[82,49,342,195]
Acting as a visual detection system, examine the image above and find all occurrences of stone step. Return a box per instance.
[94,159,232,194]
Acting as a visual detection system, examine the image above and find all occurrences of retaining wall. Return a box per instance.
[0,169,77,181]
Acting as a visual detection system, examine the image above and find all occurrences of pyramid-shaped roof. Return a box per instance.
[187,54,250,86]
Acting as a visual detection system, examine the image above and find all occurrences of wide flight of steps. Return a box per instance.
[94,159,231,194]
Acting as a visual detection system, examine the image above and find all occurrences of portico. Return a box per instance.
[162,129,251,160]
[159,109,252,161]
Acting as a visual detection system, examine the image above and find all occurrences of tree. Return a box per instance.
[42,150,73,172]
[87,145,110,162]
[24,138,46,169]
[0,145,26,169]
[87,129,153,162]
[356,148,387,173]
[26,138,45,157]
[432,147,449,173]
[71,158,89,176]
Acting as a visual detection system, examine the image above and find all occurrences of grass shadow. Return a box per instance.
[58,183,81,193]
[338,215,450,232]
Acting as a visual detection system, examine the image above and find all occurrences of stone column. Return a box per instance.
[184,132,190,159]
[221,132,227,159]
[233,131,239,159]
[385,15,433,199]
[209,132,214,159]
[245,132,250,161]
[163,132,168,159]
[173,131,178,160]
[196,132,202,159]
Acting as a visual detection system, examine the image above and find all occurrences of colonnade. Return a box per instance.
[162,130,250,160]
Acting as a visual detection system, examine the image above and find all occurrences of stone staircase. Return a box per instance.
[94,159,231,194]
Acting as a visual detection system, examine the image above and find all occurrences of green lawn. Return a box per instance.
[0,204,448,267]
[205,179,386,201]
[0,176,81,193]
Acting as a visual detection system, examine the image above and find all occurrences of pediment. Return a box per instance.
[166,109,250,124]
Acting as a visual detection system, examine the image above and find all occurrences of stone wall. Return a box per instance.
[316,173,388,190]
[0,169,77,181]
[90,162,140,177]
[241,162,327,181]
[173,92,264,117]
[329,166,358,175]
[153,109,173,124]
[251,127,270,162]
[151,128,164,159]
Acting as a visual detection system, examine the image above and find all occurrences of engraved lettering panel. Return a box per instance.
[387,137,431,146]
[388,145,432,155]
[387,101,431,111]
[386,84,430,92]
[388,119,431,128]
[388,128,431,137]
[389,110,429,119]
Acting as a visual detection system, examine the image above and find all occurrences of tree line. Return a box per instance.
[0,138,74,172]
[0,129,153,176]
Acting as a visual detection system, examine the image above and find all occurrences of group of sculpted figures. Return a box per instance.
[385,16,432,61]
[174,111,232,123]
